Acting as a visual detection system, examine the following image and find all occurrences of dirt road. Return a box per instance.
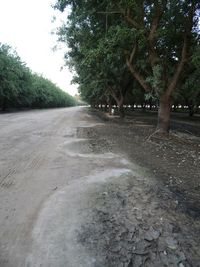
[0,107,199,267]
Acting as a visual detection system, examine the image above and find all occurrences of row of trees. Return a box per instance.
[54,0,200,133]
[0,43,77,111]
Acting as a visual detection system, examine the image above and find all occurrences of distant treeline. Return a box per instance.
[0,43,77,111]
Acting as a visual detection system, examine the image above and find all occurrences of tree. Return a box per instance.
[30,74,77,108]
[121,0,200,132]
[54,0,200,132]
[178,45,200,116]
[55,0,136,117]
[0,43,31,110]
[0,43,77,110]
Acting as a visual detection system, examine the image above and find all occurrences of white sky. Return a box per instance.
[0,0,78,96]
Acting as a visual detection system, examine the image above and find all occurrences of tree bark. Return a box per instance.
[118,103,125,118]
[149,100,152,110]
[108,88,125,118]
[189,104,195,117]
[173,105,177,112]
[157,94,172,133]
[104,104,108,112]
[142,103,146,112]
[108,103,112,115]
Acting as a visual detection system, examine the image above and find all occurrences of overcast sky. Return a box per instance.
[0,0,78,96]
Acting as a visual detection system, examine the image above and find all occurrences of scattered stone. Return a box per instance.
[135,240,150,253]
[144,227,161,241]
[124,259,132,267]
[131,255,143,267]
[178,251,186,262]
[160,252,171,265]
[127,232,134,242]
[165,237,178,250]
[111,244,121,253]
[136,214,143,220]
[75,123,200,266]
[129,226,136,233]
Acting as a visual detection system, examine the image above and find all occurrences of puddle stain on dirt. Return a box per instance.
[26,119,200,267]
[26,166,134,267]
[86,168,133,183]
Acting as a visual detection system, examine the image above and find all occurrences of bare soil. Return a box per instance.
[76,108,200,267]
[91,109,200,218]
[0,107,199,267]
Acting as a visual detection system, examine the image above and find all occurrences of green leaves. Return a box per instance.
[145,65,165,96]
[54,0,200,111]
[30,74,77,108]
[0,43,30,107]
[0,43,77,110]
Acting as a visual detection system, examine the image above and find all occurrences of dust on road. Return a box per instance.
[0,107,199,267]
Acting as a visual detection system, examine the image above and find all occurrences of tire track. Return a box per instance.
[0,168,16,189]
[0,114,69,190]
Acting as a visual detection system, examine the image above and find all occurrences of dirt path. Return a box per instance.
[0,107,199,267]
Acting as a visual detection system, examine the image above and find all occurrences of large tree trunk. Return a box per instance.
[115,96,125,118]
[157,94,172,134]
[149,99,152,110]
[142,103,146,112]
[188,104,195,117]
[108,103,112,115]
[118,103,125,118]
[104,104,108,113]
[109,89,125,118]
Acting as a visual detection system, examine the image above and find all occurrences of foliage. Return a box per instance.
[30,74,76,108]
[0,44,31,109]
[0,43,77,110]
[54,0,200,128]
[178,46,200,109]
[54,1,199,96]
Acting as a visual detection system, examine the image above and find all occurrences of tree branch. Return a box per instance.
[107,86,124,106]
[129,42,138,63]
[167,2,195,97]
[116,4,141,29]
[126,58,150,92]
[148,3,163,67]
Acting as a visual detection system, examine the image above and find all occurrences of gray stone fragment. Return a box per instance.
[165,237,178,250]
[127,232,134,242]
[111,244,121,252]
[135,239,150,253]
[178,251,186,261]
[144,227,161,241]
[132,255,143,267]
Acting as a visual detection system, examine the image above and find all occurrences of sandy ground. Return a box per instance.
[0,107,199,267]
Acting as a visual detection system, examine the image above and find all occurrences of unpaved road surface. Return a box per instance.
[0,107,200,267]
